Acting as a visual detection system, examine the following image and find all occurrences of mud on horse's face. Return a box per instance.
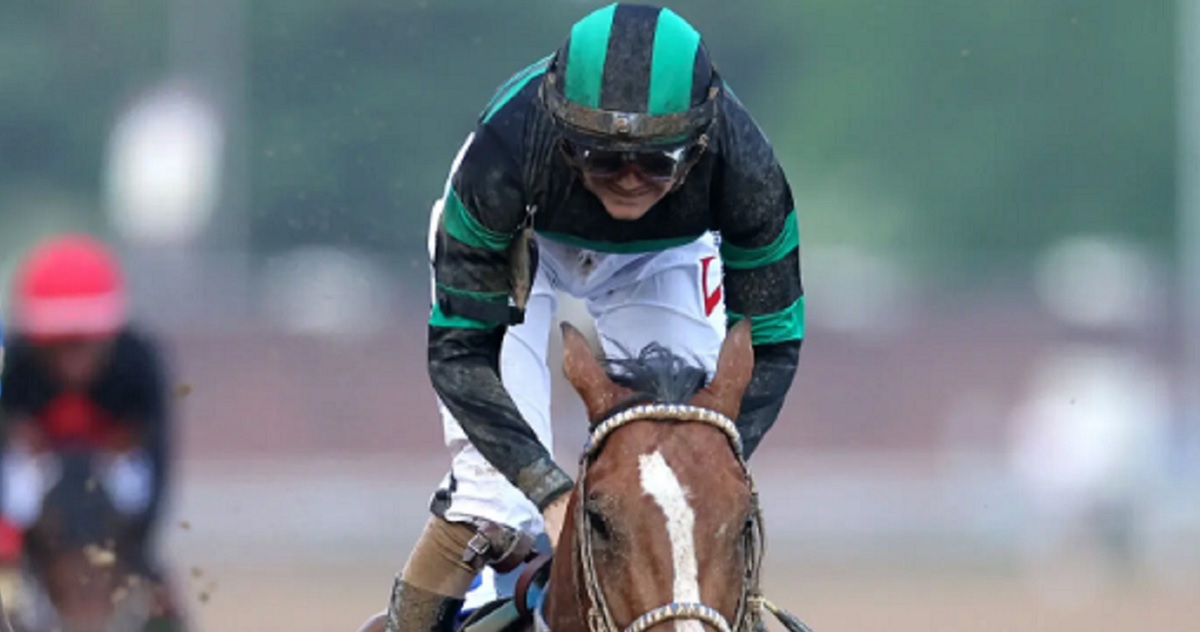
[550,321,757,632]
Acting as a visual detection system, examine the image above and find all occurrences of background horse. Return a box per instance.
[11,448,153,632]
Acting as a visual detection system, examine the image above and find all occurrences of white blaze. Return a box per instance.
[638,450,703,632]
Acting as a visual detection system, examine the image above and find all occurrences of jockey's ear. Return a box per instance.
[692,319,754,420]
[561,322,631,424]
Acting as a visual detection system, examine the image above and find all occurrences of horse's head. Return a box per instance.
[21,448,149,632]
[547,321,760,632]
[35,450,121,547]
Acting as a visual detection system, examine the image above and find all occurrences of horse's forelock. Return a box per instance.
[603,343,708,409]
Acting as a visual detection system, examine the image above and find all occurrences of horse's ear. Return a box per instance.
[561,322,632,423]
[691,319,754,420]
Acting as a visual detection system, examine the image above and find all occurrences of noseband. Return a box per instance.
[541,403,766,632]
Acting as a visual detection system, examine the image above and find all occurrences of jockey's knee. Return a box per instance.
[402,516,535,599]
[401,516,480,598]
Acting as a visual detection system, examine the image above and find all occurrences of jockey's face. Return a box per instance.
[564,139,688,221]
[582,169,672,221]
[36,337,114,389]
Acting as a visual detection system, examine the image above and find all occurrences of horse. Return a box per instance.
[8,448,154,632]
[359,320,812,632]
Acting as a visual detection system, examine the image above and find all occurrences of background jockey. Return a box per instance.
[0,233,187,630]
[0,313,14,567]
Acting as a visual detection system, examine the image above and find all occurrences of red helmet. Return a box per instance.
[11,234,128,341]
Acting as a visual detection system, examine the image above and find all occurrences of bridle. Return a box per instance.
[538,403,767,632]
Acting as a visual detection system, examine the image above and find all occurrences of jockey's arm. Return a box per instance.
[712,90,805,459]
[0,345,45,453]
[0,348,50,528]
[735,341,801,458]
[426,124,575,512]
[115,332,173,522]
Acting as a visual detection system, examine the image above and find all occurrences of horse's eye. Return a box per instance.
[586,506,613,540]
[584,493,614,541]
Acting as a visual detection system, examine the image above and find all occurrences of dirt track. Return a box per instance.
[152,455,1198,632]
[180,559,1197,632]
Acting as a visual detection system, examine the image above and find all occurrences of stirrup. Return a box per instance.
[462,521,538,574]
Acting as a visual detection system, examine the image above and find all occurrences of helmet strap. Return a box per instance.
[668,133,710,192]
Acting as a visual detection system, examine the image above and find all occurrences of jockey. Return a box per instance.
[387,5,805,631]
[0,316,13,632]
[0,233,186,629]
[0,314,15,566]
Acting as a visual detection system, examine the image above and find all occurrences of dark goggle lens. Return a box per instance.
[577,150,628,177]
[573,147,686,181]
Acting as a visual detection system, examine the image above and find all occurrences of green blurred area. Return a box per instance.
[0,0,1175,285]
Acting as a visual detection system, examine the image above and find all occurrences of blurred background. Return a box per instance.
[1,0,1197,630]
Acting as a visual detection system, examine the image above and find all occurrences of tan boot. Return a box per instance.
[381,516,480,632]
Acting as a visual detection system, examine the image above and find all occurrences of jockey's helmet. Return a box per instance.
[11,233,128,342]
[540,3,720,157]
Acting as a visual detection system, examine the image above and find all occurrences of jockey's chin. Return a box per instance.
[35,336,115,390]
[584,172,672,221]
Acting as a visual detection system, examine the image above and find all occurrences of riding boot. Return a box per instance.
[384,516,480,632]
[384,577,464,632]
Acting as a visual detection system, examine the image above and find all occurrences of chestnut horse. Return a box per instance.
[359,320,811,632]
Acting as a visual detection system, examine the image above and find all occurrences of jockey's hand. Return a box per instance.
[1,443,50,529]
[100,449,154,516]
[541,494,570,550]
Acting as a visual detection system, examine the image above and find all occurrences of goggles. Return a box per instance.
[563,143,695,183]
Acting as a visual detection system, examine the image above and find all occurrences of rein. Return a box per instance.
[540,403,803,632]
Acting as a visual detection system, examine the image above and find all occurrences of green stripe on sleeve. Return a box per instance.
[442,188,511,252]
[429,302,498,330]
[720,210,800,270]
[727,295,805,345]
[436,284,508,303]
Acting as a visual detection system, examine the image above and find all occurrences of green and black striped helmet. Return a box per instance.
[540,3,721,151]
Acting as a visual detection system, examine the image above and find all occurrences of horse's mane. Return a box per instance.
[603,342,708,409]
